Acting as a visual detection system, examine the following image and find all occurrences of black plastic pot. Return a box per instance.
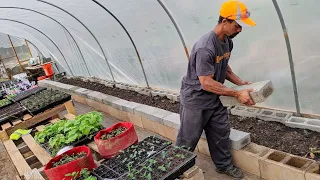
[12,86,47,102]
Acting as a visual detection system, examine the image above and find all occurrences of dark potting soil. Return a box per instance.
[101,127,127,140]
[58,77,180,113]
[53,152,86,168]
[58,77,320,158]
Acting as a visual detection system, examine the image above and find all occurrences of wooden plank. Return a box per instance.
[22,134,51,165]
[64,101,76,115]
[23,114,32,121]
[6,103,66,135]
[3,140,31,176]
[49,118,59,124]
[64,113,76,120]
[24,169,45,180]
[35,125,45,132]
[87,141,99,153]
[16,175,21,180]
[12,120,22,126]
[0,130,9,140]
[1,122,11,130]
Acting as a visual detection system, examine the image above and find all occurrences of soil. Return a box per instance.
[0,142,19,179]
[101,127,127,140]
[58,77,180,113]
[53,152,86,168]
[0,103,26,125]
[59,77,320,158]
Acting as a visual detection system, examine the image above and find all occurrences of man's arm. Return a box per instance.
[226,64,251,85]
[199,75,255,105]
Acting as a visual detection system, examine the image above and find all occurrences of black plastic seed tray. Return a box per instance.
[0,99,13,109]
[117,145,197,180]
[91,164,121,179]
[0,103,27,124]
[76,173,99,180]
[12,86,47,102]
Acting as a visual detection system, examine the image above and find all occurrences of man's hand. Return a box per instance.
[239,80,252,85]
[235,89,255,106]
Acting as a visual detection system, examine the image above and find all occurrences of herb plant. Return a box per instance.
[0,98,11,107]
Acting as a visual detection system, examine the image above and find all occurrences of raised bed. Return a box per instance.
[57,77,320,159]
[11,86,47,102]
[21,89,71,115]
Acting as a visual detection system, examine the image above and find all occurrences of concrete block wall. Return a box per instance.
[41,79,320,180]
[257,109,293,124]
[230,105,261,118]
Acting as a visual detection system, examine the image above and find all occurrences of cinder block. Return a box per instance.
[115,83,129,90]
[229,128,251,150]
[162,113,180,129]
[257,109,293,124]
[260,150,314,180]
[156,123,178,142]
[127,85,138,91]
[108,106,121,120]
[119,111,130,122]
[141,117,159,133]
[134,105,171,124]
[183,166,199,178]
[197,138,210,156]
[305,162,320,180]
[166,92,180,102]
[128,112,143,128]
[71,94,87,104]
[230,105,261,118]
[136,88,151,96]
[87,91,106,102]
[74,88,93,98]
[102,95,120,106]
[122,102,142,113]
[151,90,167,97]
[111,99,130,110]
[37,79,50,87]
[86,98,104,111]
[286,116,320,132]
[232,143,270,177]
[220,80,274,106]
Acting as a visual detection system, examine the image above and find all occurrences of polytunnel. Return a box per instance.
[0,0,319,117]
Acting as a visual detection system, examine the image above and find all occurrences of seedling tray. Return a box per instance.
[12,86,47,102]
[26,95,71,116]
[92,164,121,179]
[0,103,27,124]
[76,173,99,180]
[117,145,197,180]
[95,136,172,179]
[39,129,102,156]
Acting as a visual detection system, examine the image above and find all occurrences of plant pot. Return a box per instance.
[44,146,97,180]
[94,122,138,158]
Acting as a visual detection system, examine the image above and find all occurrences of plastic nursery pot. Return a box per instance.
[44,146,97,180]
[94,122,138,159]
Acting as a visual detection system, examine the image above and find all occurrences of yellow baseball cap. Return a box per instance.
[220,0,256,27]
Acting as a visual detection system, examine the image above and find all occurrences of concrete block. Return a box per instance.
[86,98,104,111]
[151,90,167,97]
[182,166,200,178]
[257,109,293,124]
[162,113,180,129]
[141,117,159,133]
[260,150,314,180]
[127,85,138,91]
[230,105,261,118]
[74,88,93,98]
[128,112,143,128]
[108,106,121,120]
[87,91,106,102]
[232,143,270,177]
[138,88,151,96]
[220,80,274,106]
[119,111,130,122]
[115,83,129,90]
[286,116,320,132]
[110,99,130,110]
[134,105,172,124]
[71,94,87,105]
[166,92,180,102]
[229,128,251,150]
[102,95,121,106]
[305,162,320,180]
[156,123,178,142]
[37,79,50,87]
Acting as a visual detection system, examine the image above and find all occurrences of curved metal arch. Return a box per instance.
[0,18,73,75]
[157,0,190,60]
[26,39,61,74]
[91,0,150,88]
[0,7,90,76]
[37,0,115,82]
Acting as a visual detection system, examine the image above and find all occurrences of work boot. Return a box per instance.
[216,166,244,179]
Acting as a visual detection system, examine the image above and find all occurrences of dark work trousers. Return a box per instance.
[176,103,232,170]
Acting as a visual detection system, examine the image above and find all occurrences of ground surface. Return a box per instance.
[59,77,320,158]
[0,141,19,179]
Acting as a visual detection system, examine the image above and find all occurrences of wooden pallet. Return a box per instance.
[0,101,76,140]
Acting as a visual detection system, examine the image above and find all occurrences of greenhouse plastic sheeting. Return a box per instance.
[0,0,318,115]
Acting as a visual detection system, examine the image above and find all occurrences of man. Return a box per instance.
[176,0,256,179]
